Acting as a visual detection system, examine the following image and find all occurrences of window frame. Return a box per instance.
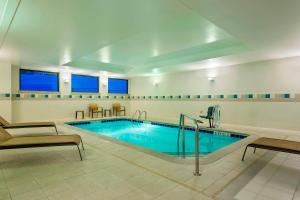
[71,73,100,93]
[108,78,128,94]
[19,68,60,92]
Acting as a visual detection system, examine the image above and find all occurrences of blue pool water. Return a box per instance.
[69,119,246,156]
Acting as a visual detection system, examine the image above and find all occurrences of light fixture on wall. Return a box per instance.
[100,71,108,76]
[152,75,162,87]
[61,67,70,84]
[153,81,159,87]
[207,69,217,82]
[207,76,216,82]
[63,78,70,84]
[208,77,215,81]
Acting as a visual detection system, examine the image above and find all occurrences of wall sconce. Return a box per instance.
[63,77,70,84]
[208,77,215,82]
[153,81,159,87]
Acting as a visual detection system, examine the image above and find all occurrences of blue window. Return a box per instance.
[108,78,128,94]
[20,69,59,92]
[71,74,99,93]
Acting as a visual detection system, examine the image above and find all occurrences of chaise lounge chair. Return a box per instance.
[0,116,58,134]
[0,127,84,160]
[242,137,300,161]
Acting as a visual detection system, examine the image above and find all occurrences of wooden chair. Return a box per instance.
[112,103,126,116]
[88,103,103,118]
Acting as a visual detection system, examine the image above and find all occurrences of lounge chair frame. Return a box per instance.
[0,128,85,160]
[0,116,58,134]
[0,140,85,160]
[4,124,59,134]
[242,137,300,161]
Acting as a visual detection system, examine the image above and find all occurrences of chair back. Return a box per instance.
[207,106,215,118]
[112,102,121,112]
[89,103,99,112]
[0,127,12,143]
[0,116,9,126]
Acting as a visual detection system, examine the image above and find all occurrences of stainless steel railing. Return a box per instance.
[139,111,147,120]
[131,110,141,121]
[131,110,147,121]
[177,113,201,176]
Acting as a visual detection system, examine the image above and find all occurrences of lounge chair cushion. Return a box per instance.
[5,122,55,128]
[0,134,81,147]
[0,128,12,143]
[0,116,9,126]
[0,115,55,129]
[251,137,300,152]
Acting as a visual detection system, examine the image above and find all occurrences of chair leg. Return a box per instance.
[241,145,249,161]
[77,145,83,161]
[211,118,215,128]
[54,125,58,135]
[80,138,85,151]
[253,147,256,154]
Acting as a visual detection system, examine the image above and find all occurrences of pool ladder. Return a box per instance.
[132,109,147,121]
[177,113,201,176]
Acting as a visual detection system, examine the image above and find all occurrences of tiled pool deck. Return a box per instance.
[0,117,299,200]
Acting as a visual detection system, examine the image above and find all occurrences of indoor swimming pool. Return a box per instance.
[67,119,247,156]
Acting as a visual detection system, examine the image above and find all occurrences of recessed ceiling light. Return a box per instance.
[98,48,111,63]
[152,68,159,73]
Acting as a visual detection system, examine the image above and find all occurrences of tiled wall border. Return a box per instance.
[1,93,300,102]
[0,93,11,100]
[129,93,300,102]
[0,93,129,100]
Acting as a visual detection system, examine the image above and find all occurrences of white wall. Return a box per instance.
[2,56,300,132]
[0,62,12,121]
[9,65,130,122]
[12,99,130,122]
[131,57,300,95]
[130,57,300,132]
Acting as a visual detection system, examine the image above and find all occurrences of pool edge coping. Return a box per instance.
[61,117,257,165]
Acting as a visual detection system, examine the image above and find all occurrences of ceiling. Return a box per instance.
[0,0,300,76]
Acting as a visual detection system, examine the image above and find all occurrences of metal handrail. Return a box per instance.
[139,111,147,120]
[132,110,147,121]
[177,113,201,176]
[131,110,141,121]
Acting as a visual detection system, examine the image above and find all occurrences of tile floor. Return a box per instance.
[0,120,299,200]
[235,152,300,200]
